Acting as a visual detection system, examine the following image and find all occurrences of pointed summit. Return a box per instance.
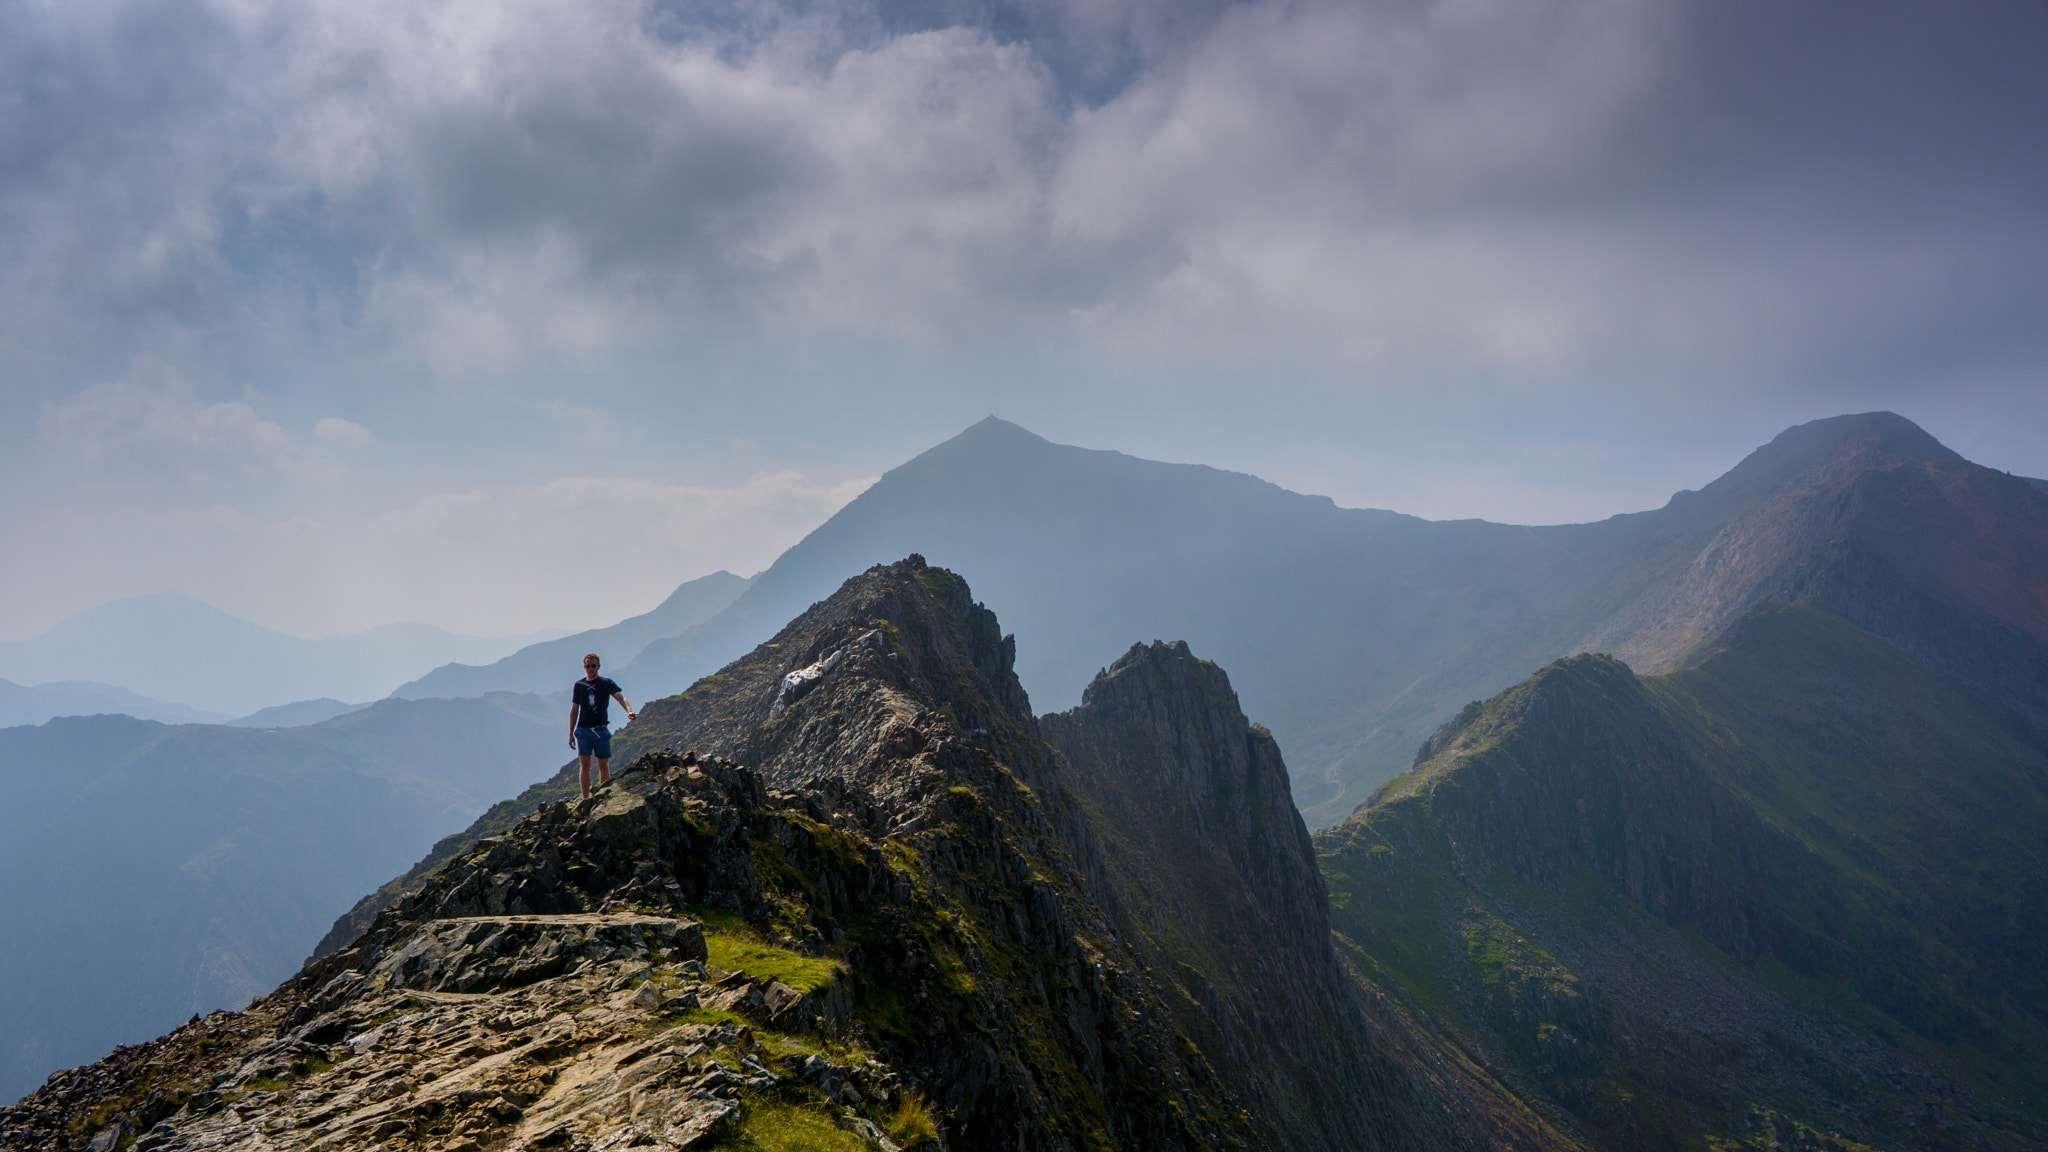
[1745,410,1961,469]
[1573,411,2048,697]
[1691,411,1964,511]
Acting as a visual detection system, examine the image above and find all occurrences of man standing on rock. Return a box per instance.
[571,653,636,800]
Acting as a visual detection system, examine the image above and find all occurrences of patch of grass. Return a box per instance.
[886,1090,941,1149]
[718,1099,870,1150]
[705,932,846,996]
[673,1007,755,1030]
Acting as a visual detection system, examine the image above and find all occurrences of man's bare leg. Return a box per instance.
[579,754,594,799]
[596,757,611,788]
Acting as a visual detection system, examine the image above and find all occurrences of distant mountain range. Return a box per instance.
[0,692,565,1104]
[0,594,570,717]
[610,412,2048,826]
[391,570,750,700]
[0,678,231,728]
[16,418,2036,829]
[222,698,372,728]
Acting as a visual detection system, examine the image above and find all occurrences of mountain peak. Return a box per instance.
[624,554,1044,809]
[909,415,1058,465]
[1705,411,1962,502]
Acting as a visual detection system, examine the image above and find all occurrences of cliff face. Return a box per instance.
[1041,641,1542,1152]
[1040,641,1329,982]
[3,558,1533,1152]
[1318,604,2048,1151]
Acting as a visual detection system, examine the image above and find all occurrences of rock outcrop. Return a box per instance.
[1041,641,1510,1151]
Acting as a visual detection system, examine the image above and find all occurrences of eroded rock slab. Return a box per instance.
[371,914,707,994]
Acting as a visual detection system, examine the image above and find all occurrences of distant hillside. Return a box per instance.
[224,697,370,728]
[0,678,230,728]
[393,570,750,700]
[0,692,564,1103]
[1317,604,2048,1149]
[1565,414,2048,722]
[621,413,2048,826]
[0,594,566,716]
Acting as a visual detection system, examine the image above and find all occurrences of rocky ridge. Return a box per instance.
[623,556,1560,1150]
[4,557,1537,1151]
[1317,603,2048,1151]
[0,757,920,1152]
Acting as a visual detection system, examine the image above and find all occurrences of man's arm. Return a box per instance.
[613,691,638,722]
[568,699,580,748]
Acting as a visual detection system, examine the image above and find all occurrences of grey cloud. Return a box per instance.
[0,0,2041,404]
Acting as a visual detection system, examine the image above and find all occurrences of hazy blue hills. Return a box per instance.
[1317,603,2048,1149]
[0,678,231,728]
[0,594,568,717]
[618,412,2048,826]
[392,570,750,701]
[222,698,371,728]
[0,692,569,1104]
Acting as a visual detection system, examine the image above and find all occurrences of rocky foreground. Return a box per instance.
[2,764,923,1152]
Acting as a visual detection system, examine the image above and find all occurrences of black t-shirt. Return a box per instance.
[573,676,622,728]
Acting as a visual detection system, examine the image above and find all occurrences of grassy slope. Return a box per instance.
[1318,605,2048,1150]
[1654,607,2048,1076]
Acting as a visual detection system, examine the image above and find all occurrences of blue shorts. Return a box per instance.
[575,726,612,758]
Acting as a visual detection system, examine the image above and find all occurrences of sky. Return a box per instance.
[2,0,2044,641]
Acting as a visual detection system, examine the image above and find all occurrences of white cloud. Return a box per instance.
[313,416,375,447]
[37,361,298,479]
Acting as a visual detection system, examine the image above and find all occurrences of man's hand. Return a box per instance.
[627,711,638,722]
[568,734,576,748]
